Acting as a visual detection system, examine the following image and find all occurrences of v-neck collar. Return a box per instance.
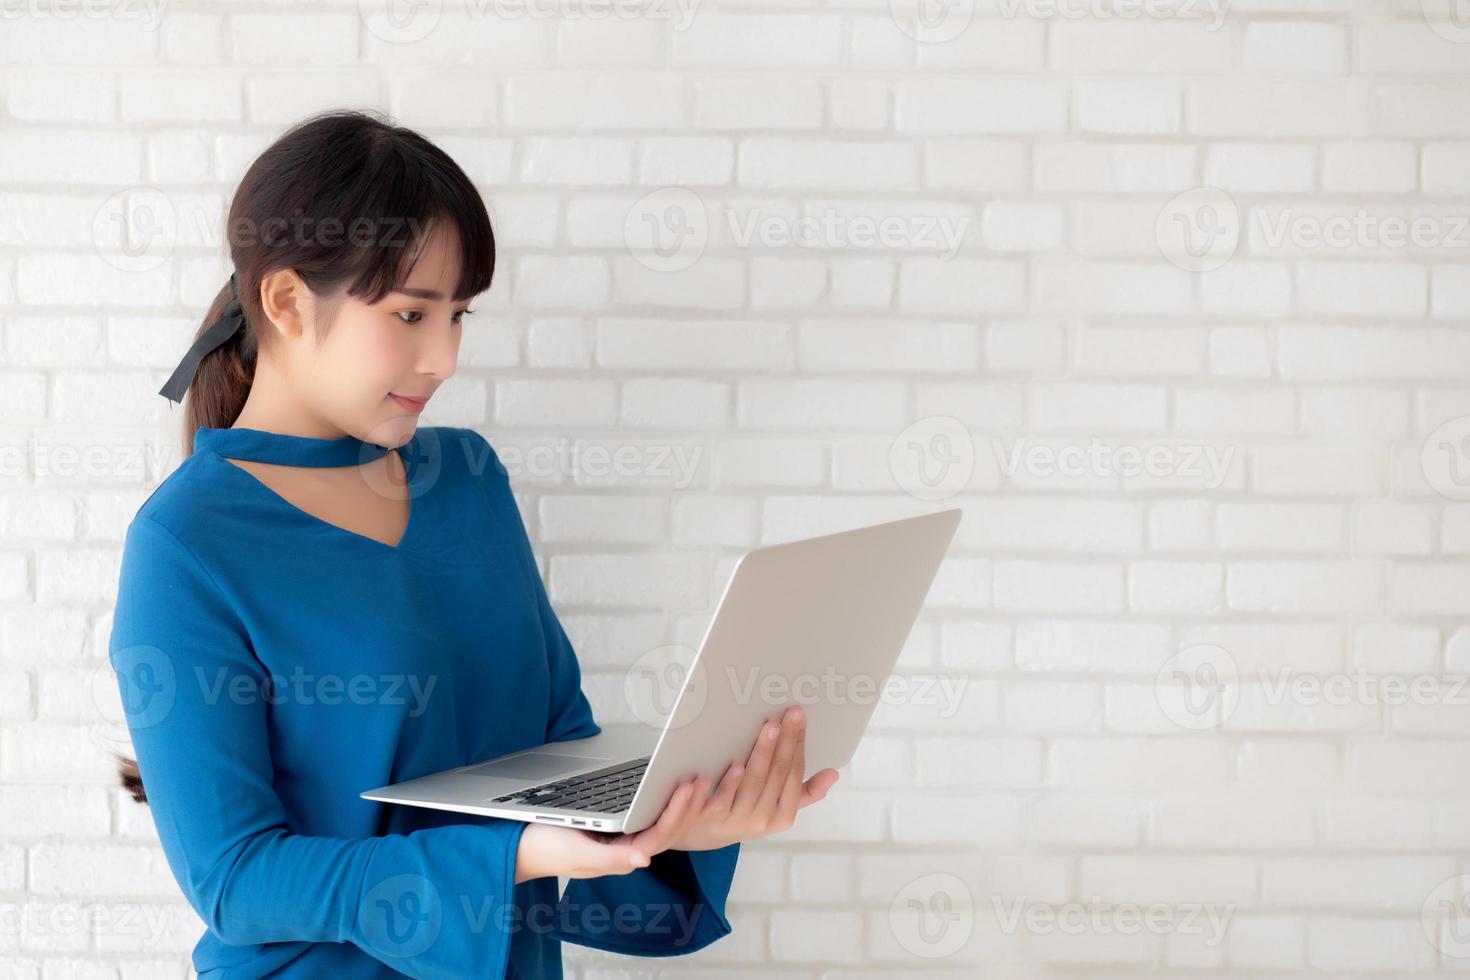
[194,425,394,468]
[194,424,424,552]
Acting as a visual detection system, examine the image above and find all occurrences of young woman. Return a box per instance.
[109,108,839,979]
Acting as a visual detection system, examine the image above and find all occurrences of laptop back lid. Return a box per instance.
[619,507,963,833]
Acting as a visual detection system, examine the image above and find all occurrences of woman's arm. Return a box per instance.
[110,515,526,978]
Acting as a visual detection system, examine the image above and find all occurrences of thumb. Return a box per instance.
[799,768,840,808]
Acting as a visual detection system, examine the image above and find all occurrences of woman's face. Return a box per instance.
[288,223,472,449]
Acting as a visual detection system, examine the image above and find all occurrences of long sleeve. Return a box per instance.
[470,428,742,957]
[109,515,528,979]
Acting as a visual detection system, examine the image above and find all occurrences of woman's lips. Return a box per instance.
[390,394,427,413]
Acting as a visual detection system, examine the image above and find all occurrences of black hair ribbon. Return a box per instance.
[158,272,244,405]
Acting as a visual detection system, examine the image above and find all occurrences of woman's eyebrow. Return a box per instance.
[395,287,445,300]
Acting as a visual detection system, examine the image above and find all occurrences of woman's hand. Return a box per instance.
[512,767,714,883]
[666,704,839,852]
[512,705,840,883]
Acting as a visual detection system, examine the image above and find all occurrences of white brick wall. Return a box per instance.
[2,1,1469,976]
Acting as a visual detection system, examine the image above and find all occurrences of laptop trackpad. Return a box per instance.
[463,753,606,781]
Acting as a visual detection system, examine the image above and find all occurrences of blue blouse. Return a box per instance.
[108,424,740,978]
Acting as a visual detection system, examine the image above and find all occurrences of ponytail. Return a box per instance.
[179,277,259,456]
[116,755,146,804]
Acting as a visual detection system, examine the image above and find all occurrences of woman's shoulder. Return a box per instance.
[416,425,510,492]
[126,450,236,552]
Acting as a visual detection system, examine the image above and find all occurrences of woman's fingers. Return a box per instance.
[705,760,743,817]
[625,779,697,859]
[799,768,840,808]
[773,718,809,823]
[591,708,829,855]
[730,714,781,817]
[667,776,710,840]
[754,706,805,820]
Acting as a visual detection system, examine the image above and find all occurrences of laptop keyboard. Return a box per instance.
[489,756,650,814]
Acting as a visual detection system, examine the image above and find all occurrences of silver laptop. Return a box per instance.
[360,507,962,835]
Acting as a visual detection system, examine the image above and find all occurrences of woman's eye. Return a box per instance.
[396,309,471,326]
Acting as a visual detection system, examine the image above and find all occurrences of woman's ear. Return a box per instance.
[257,268,312,342]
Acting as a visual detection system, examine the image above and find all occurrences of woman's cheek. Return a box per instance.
[366,321,415,374]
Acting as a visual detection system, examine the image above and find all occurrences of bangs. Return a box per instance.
[290,119,496,307]
[365,208,494,306]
